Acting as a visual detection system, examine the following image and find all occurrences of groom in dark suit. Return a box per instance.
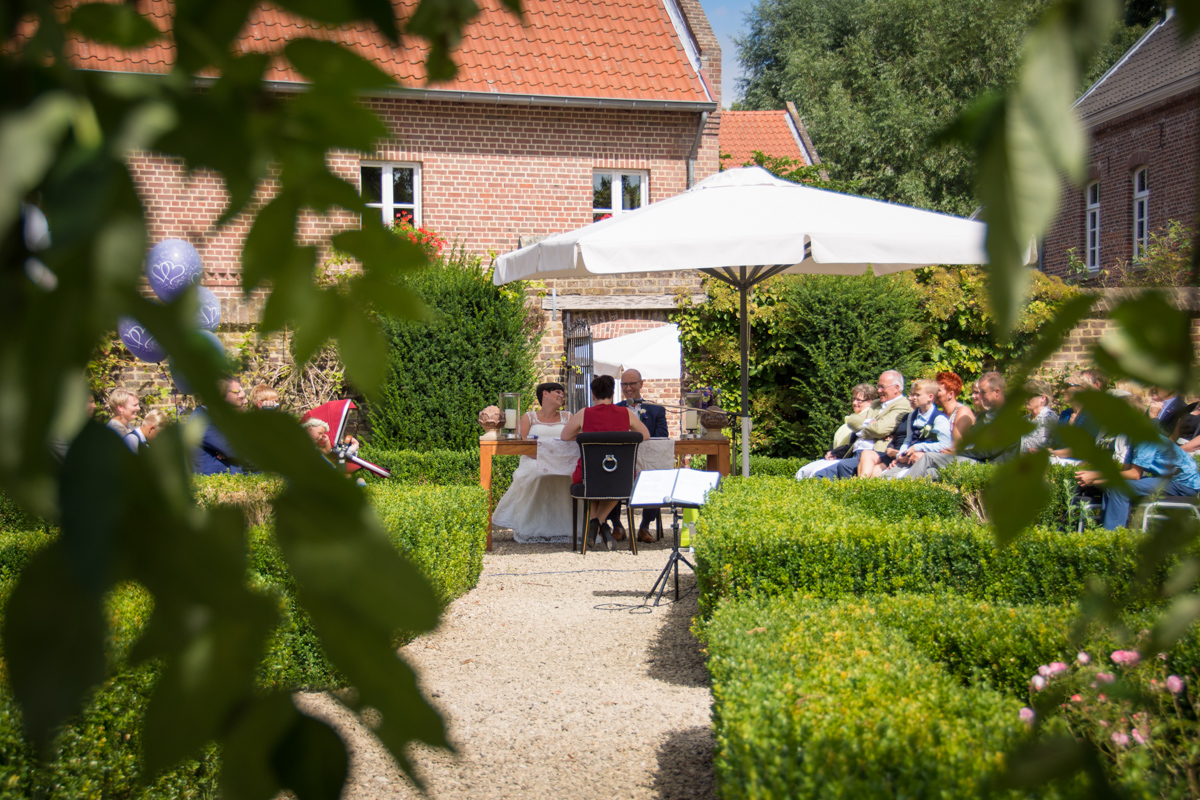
[607,369,669,543]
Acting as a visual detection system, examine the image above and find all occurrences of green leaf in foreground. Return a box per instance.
[984,449,1050,545]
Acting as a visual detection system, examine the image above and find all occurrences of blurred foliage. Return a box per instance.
[369,249,541,451]
[0,0,522,797]
[1096,221,1197,288]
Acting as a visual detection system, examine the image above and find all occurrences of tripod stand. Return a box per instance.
[644,503,696,606]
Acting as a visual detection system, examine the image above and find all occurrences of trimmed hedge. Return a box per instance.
[356,445,517,511]
[705,592,1054,800]
[0,492,48,533]
[695,477,1149,617]
[940,460,1084,530]
[0,478,489,796]
[706,590,1200,800]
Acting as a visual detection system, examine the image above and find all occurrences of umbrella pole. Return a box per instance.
[740,277,750,478]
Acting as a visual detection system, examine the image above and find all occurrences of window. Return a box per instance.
[1085,181,1100,271]
[592,171,647,222]
[360,162,420,226]
[1133,167,1149,259]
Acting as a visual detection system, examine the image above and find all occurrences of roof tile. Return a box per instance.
[20,0,709,103]
[719,110,809,167]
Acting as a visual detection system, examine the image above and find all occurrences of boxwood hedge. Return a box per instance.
[0,477,488,797]
[695,477,1150,616]
[705,592,1065,800]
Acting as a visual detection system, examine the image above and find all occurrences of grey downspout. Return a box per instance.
[686,111,709,189]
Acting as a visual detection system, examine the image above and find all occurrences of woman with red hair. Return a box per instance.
[935,371,975,453]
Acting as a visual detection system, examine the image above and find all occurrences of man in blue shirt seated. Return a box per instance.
[190,378,247,475]
[1076,432,1200,530]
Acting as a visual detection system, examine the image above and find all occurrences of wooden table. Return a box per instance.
[479,436,731,550]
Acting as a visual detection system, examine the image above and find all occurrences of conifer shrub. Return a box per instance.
[367,252,541,451]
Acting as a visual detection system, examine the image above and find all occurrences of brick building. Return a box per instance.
[62,0,724,414]
[1041,10,1199,278]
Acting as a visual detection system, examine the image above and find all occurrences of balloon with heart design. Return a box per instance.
[195,285,222,331]
[146,238,203,302]
[118,316,167,363]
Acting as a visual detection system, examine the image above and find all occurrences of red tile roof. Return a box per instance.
[25,0,713,104]
[719,109,811,167]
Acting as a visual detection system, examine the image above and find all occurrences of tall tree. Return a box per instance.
[736,0,1148,215]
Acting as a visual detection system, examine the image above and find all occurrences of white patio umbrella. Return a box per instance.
[592,324,682,380]
[493,166,995,477]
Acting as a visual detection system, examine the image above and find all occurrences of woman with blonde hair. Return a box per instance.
[106,388,140,438]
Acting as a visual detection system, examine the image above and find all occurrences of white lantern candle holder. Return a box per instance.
[500,392,522,439]
[683,391,702,439]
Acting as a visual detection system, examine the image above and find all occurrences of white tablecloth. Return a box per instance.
[531,438,676,475]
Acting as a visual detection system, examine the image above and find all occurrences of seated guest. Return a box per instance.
[249,384,281,410]
[1051,371,1105,462]
[1076,405,1200,530]
[870,379,952,478]
[1021,380,1058,453]
[935,371,975,453]
[105,388,140,439]
[1173,400,1200,452]
[1149,386,1186,436]
[905,371,1014,480]
[492,382,576,544]
[811,370,912,480]
[190,378,247,475]
[795,383,878,479]
[123,408,168,453]
[303,418,333,454]
[606,369,669,544]
[561,375,650,550]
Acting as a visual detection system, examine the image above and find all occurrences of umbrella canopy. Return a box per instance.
[592,324,682,380]
[494,167,995,476]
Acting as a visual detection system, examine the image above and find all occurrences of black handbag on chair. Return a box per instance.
[570,431,643,554]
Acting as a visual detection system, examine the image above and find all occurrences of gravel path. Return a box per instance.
[296,526,716,800]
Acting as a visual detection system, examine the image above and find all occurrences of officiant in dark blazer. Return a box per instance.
[606,368,669,544]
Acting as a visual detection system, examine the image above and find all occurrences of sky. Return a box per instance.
[698,0,758,108]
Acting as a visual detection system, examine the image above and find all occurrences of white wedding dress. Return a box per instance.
[492,410,574,543]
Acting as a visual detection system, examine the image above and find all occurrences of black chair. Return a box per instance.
[570,431,643,555]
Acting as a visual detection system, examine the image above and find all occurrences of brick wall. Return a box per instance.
[1042,90,1198,278]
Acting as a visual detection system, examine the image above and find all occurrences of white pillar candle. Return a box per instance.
[504,409,518,429]
[685,409,699,430]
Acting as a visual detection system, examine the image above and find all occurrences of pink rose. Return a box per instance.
[1070,694,1083,703]
[1167,675,1185,695]
[1031,675,1047,691]
[1046,661,1069,676]
[1019,707,1035,724]
[1077,651,1091,665]
[1132,729,1147,746]
[1111,650,1141,667]
[1111,731,1130,747]
[1097,672,1116,684]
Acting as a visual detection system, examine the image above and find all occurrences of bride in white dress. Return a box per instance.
[492,383,574,543]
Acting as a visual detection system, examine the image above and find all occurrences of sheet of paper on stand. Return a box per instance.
[533,437,675,475]
[631,468,721,508]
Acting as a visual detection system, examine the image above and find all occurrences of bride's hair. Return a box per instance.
[536,382,565,405]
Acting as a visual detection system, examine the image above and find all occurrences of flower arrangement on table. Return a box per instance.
[694,387,730,437]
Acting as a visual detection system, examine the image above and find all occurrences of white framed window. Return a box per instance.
[593,170,648,222]
[360,161,421,226]
[1085,181,1100,271]
[1133,167,1149,259]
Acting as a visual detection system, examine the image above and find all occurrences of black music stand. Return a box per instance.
[631,469,720,606]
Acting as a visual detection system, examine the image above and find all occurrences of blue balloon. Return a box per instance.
[118,316,166,363]
[195,286,222,331]
[146,239,203,302]
[168,330,226,396]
